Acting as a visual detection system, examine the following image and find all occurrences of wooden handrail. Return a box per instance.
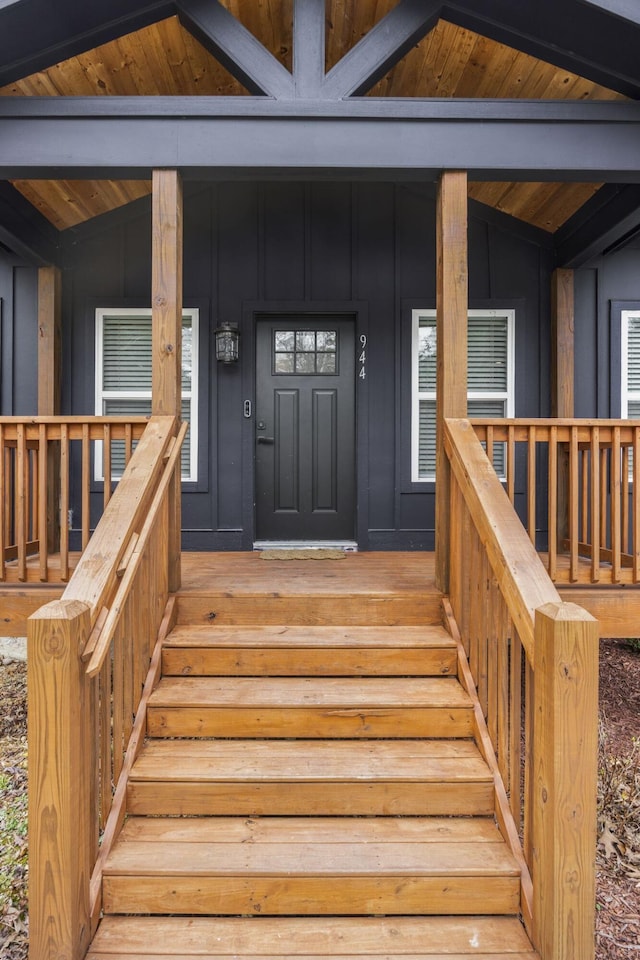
[445,417,599,960]
[27,415,184,960]
[445,418,559,659]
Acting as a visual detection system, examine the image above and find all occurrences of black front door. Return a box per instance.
[255,316,355,541]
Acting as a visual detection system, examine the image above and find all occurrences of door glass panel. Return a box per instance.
[272,330,338,375]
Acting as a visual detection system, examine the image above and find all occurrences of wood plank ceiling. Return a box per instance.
[0,0,626,232]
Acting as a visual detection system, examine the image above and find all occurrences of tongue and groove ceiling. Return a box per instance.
[0,1,628,233]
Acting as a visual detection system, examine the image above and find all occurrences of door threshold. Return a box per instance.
[253,541,358,552]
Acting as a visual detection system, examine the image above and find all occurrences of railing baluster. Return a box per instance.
[125,422,133,467]
[611,426,621,583]
[507,425,515,503]
[60,423,70,581]
[477,547,489,717]
[38,424,48,582]
[622,443,630,556]
[103,424,112,510]
[634,427,640,583]
[16,424,26,581]
[600,445,607,550]
[569,426,579,582]
[0,425,5,582]
[591,427,600,583]
[509,629,523,826]
[486,424,494,471]
[82,423,91,550]
[581,447,589,545]
[548,425,557,580]
[527,425,536,544]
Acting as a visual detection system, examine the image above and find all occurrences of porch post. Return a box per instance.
[435,170,468,593]
[551,268,575,552]
[152,169,183,591]
[38,265,62,553]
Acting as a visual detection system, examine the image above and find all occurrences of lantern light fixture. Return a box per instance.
[215,321,241,363]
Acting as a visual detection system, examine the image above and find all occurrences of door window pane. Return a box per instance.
[272,329,338,375]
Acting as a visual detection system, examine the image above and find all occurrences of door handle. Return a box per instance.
[257,436,275,444]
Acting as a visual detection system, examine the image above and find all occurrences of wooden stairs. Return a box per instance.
[87,565,539,960]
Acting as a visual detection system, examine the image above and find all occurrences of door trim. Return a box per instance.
[240,301,369,550]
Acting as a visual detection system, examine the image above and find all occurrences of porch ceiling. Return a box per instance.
[0,2,630,233]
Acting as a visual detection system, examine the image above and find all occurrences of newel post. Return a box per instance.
[152,168,183,591]
[28,599,94,960]
[532,601,599,960]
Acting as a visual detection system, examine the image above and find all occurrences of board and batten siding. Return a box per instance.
[63,181,553,551]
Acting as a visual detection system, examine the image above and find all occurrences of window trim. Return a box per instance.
[411,308,515,482]
[95,306,199,482]
[620,308,640,419]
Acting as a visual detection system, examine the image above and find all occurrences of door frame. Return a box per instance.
[240,300,370,549]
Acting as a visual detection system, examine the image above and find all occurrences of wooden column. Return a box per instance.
[152,169,183,590]
[532,601,598,960]
[551,268,575,552]
[38,265,62,554]
[28,599,93,960]
[435,171,468,592]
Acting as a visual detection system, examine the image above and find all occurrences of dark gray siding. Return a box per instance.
[63,182,553,550]
[0,247,38,414]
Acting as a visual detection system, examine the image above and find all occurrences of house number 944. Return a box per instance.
[359,334,367,380]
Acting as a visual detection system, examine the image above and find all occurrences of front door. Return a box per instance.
[255,316,355,541]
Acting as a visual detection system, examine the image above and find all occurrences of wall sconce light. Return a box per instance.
[215,321,241,363]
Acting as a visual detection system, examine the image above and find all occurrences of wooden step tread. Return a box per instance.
[131,739,491,783]
[116,816,504,844]
[148,677,471,708]
[163,625,456,648]
[104,816,518,876]
[88,916,538,957]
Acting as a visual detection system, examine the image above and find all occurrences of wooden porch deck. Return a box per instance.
[2,550,640,636]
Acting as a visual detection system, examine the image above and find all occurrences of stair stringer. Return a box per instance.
[442,596,534,936]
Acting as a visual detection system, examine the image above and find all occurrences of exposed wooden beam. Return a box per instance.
[551,268,574,558]
[435,171,468,594]
[445,0,640,98]
[37,265,61,416]
[177,0,294,99]
[555,184,640,268]
[322,0,441,99]
[293,0,325,99]
[0,0,174,87]
[151,169,183,590]
[2,98,640,180]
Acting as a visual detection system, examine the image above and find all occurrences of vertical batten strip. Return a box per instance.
[435,170,468,593]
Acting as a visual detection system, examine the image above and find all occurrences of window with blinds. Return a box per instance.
[95,308,198,481]
[412,309,514,481]
[621,311,640,480]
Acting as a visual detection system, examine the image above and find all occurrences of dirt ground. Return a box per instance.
[0,640,638,959]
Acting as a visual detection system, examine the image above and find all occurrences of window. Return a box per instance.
[95,307,199,481]
[412,308,515,481]
[621,310,640,421]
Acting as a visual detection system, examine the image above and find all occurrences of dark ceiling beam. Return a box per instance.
[322,0,442,99]
[1,97,640,181]
[0,0,174,87]
[176,0,294,98]
[577,0,640,26]
[293,0,325,99]
[0,181,60,265]
[443,0,640,98]
[555,184,640,267]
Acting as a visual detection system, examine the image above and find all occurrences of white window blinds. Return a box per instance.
[412,309,514,481]
[95,308,198,481]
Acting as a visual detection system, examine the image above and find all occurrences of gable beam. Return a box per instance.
[0,181,60,265]
[555,185,640,267]
[176,0,294,99]
[0,0,174,88]
[577,0,640,26]
[322,0,442,99]
[293,0,325,99]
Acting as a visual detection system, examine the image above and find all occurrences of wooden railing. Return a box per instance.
[471,418,640,584]
[27,414,185,960]
[445,418,599,960]
[0,416,150,583]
